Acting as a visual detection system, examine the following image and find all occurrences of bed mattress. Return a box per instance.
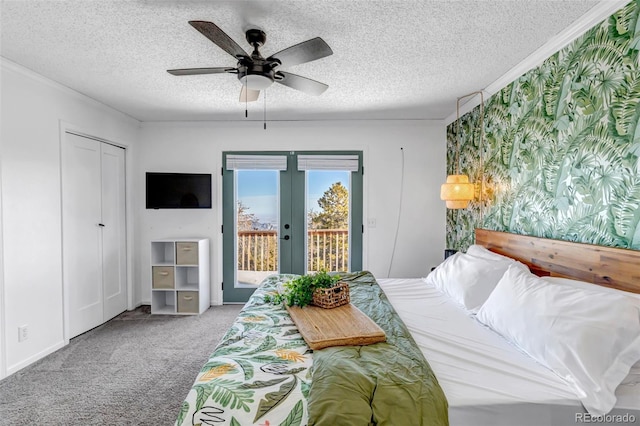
[378,278,640,426]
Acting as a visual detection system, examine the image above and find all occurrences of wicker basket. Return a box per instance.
[312,281,350,309]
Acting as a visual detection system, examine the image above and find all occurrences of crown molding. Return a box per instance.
[444,0,630,125]
[139,118,445,128]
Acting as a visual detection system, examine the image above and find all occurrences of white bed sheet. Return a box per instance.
[378,278,640,426]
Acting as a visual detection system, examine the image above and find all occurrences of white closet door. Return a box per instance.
[62,133,127,338]
[62,133,104,338]
[100,143,127,321]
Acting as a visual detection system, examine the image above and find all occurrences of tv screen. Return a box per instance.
[146,172,212,209]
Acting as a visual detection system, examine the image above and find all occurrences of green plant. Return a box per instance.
[264,270,341,308]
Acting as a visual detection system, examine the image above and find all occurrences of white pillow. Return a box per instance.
[424,252,524,313]
[540,276,640,305]
[541,276,640,385]
[476,265,640,415]
[466,244,519,264]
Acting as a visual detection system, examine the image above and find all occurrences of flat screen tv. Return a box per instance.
[146,172,212,209]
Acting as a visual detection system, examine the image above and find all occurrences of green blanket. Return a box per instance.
[308,271,449,426]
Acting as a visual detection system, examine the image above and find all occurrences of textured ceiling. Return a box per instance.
[1,0,602,122]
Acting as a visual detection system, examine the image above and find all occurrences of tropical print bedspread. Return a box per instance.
[176,272,448,426]
[176,274,311,426]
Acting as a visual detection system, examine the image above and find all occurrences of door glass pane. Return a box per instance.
[306,170,350,272]
[236,170,279,286]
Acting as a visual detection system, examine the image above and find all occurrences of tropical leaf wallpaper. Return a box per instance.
[446,0,640,252]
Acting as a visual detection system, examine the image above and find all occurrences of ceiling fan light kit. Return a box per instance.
[167,21,333,103]
[239,73,274,90]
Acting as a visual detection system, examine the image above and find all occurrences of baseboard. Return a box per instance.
[6,339,66,377]
[130,301,144,310]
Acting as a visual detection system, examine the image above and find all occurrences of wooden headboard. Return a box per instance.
[475,229,640,294]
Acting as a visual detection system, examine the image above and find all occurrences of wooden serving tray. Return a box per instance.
[286,303,386,350]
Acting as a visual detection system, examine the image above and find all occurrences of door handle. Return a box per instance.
[98,223,105,227]
[281,235,290,240]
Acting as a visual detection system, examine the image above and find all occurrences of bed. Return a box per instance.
[176,229,640,426]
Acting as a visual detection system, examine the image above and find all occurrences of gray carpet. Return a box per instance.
[0,304,243,426]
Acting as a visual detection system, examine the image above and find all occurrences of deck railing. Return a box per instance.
[237,230,278,272]
[307,229,349,272]
[237,229,349,272]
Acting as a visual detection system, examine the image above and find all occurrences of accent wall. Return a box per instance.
[446,0,640,251]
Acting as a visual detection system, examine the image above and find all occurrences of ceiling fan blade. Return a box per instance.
[267,37,333,69]
[239,86,260,102]
[189,20,249,59]
[167,67,236,76]
[275,71,328,96]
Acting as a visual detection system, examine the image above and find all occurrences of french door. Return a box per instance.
[222,151,363,303]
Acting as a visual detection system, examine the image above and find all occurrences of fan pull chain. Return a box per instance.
[245,86,248,118]
[263,90,267,130]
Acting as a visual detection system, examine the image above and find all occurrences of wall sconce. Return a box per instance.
[441,91,484,209]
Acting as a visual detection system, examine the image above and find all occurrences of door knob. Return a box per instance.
[284,224,290,229]
[282,235,290,240]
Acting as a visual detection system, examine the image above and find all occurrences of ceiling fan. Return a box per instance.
[167,21,333,102]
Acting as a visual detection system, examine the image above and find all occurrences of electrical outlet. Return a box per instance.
[18,325,28,342]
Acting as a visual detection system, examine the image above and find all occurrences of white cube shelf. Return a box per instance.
[150,238,210,315]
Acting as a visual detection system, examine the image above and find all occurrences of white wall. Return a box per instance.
[0,131,6,379]
[0,58,447,378]
[136,120,446,306]
[0,59,139,378]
